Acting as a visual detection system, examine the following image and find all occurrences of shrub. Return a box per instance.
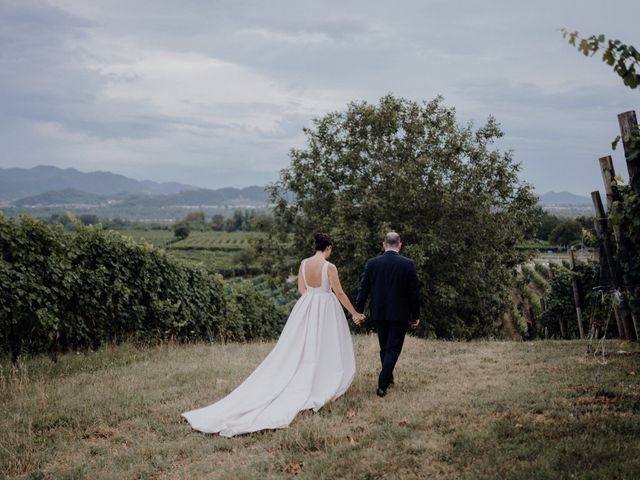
[521,265,549,292]
[511,302,528,338]
[549,219,582,247]
[533,261,551,281]
[173,223,190,241]
[0,214,286,362]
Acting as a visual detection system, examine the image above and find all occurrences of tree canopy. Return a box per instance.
[549,219,582,247]
[261,95,538,338]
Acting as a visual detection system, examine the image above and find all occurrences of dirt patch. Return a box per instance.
[83,425,117,440]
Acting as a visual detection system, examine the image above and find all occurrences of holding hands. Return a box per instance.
[352,312,365,326]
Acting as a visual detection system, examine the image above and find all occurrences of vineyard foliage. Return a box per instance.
[121,230,264,277]
[540,262,614,338]
[612,178,640,316]
[561,30,640,321]
[513,259,614,340]
[0,214,287,362]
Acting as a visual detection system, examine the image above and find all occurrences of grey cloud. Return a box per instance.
[0,1,154,140]
[2,0,640,192]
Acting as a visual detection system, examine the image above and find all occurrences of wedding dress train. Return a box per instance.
[181,260,356,437]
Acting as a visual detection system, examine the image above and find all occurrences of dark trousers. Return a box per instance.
[376,321,409,390]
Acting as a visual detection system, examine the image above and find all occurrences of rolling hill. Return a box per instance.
[538,191,590,205]
[0,165,197,201]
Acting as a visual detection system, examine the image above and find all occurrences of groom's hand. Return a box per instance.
[409,319,420,329]
[352,313,365,325]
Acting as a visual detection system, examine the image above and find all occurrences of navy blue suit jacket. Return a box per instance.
[355,251,420,323]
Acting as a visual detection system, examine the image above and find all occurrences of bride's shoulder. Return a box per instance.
[299,256,315,267]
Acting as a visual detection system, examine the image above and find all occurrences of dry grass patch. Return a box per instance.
[1,337,639,479]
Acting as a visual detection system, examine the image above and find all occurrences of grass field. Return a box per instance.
[170,231,263,251]
[2,337,639,479]
[118,229,175,247]
[114,229,265,277]
[117,230,263,250]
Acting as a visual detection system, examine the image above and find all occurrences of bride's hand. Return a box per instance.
[352,313,365,325]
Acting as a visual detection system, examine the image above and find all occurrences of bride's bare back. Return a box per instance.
[302,255,326,288]
[297,253,360,321]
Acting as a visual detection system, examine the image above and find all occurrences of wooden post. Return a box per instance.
[599,156,622,244]
[528,305,537,339]
[540,294,549,339]
[592,191,628,339]
[569,249,585,339]
[592,192,617,284]
[618,111,640,193]
[599,155,617,209]
[616,111,640,339]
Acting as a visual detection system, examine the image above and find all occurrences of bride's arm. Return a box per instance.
[297,261,306,295]
[327,263,358,316]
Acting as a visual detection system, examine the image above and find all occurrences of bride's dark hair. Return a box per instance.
[314,232,334,252]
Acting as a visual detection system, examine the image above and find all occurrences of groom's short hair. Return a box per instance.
[384,232,401,246]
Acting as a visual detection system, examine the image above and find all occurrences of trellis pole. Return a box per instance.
[618,111,640,193]
[569,249,585,339]
[591,191,628,339]
[616,111,640,339]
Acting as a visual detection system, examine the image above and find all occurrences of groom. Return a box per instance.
[355,232,421,397]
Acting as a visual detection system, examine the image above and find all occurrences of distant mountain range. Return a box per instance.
[116,186,269,208]
[12,188,109,207]
[0,165,197,201]
[537,191,590,205]
[0,166,269,211]
[0,166,593,221]
[11,186,269,208]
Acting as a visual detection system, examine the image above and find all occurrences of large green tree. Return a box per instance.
[261,95,538,338]
[549,219,582,247]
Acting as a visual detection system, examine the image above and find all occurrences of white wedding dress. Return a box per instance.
[182,260,356,437]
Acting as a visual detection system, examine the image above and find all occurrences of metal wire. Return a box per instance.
[586,289,615,365]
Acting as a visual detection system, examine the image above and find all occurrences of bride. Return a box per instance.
[182,232,363,437]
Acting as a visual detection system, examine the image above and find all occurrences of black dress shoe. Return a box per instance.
[376,387,386,397]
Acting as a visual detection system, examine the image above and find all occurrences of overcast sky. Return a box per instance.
[1,0,638,194]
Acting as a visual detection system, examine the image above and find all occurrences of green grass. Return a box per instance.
[2,338,639,479]
[114,230,263,251]
[170,231,264,251]
[112,230,265,277]
[116,229,175,247]
[167,250,262,277]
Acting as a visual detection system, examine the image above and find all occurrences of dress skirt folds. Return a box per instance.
[181,261,356,437]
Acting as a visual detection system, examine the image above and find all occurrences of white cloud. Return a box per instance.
[237,27,333,45]
[91,46,350,133]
